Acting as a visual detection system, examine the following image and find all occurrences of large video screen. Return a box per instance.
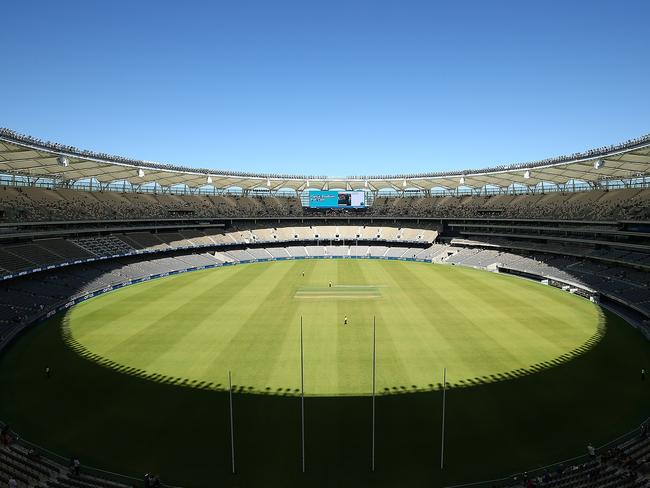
[308,190,366,208]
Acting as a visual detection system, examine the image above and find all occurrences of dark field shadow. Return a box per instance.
[0,310,648,488]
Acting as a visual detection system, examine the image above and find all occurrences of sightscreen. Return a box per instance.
[308,191,366,208]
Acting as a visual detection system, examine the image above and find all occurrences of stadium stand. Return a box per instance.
[1,128,650,487]
[371,189,650,221]
[0,439,137,488]
[1,237,650,487]
[71,236,135,256]
[3,235,649,342]
[2,185,650,222]
[0,186,304,221]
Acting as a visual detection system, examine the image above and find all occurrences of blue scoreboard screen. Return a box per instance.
[308,191,366,208]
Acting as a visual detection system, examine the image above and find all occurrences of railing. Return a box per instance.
[0,419,183,488]
[443,417,650,488]
[3,397,645,488]
[0,175,299,197]
[0,428,181,488]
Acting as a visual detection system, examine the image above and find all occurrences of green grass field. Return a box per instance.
[1,259,648,488]
[64,259,602,396]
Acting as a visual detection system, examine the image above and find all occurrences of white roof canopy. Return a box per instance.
[1,128,649,191]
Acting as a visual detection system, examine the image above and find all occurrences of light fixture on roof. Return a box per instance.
[137,168,145,178]
[524,170,531,179]
[402,179,407,187]
[266,178,271,187]
[593,159,605,169]
[206,175,213,184]
[306,180,310,188]
[364,180,368,188]
[57,156,69,167]
[459,176,465,185]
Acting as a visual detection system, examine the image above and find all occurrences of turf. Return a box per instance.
[64,259,602,396]
[1,260,648,488]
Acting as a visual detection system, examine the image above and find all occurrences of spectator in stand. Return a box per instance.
[70,456,81,476]
[8,478,17,488]
[1,424,13,446]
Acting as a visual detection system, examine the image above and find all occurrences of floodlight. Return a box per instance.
[524,170,531,179]
[137,168,145,178]
[459,176,465,185]
[593,159,604,169]
[206,175,213,184]
[57,156,69,167]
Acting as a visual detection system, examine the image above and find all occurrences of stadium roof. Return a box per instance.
[1,127,650,192]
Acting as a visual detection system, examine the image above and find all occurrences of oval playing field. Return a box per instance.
[64,259,603,396]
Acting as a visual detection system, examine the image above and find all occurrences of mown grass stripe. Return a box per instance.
[62,259,601,396]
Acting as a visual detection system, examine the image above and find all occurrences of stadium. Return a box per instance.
[0,126,649,488]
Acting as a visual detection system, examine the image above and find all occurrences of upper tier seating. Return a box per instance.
[371,188,650,221]
[0,186,304,221]
[2,186,650,222]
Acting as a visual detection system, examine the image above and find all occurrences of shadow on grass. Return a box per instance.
[0,310,648,488]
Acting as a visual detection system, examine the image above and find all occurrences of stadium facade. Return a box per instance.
[0,128,649,488]
[1,127,650,195]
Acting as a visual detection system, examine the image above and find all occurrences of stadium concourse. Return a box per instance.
[0,130,649,488]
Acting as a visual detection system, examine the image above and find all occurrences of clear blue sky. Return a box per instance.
[1,0,649,176]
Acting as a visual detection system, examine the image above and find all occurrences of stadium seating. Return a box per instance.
[2,185,650,222]
[1,238,650,486]
[0,226,440,277]
[371,188,650,221]
[0,441,135,488]
[0,186,304,221]
[1,180,650,487]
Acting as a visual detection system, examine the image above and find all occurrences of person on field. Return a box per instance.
[45,366,51,379]
[642,368,646,381]
[344,315,348,326]
[587,443,595,458]
[329,281,332,288]
[302,271,304,277]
